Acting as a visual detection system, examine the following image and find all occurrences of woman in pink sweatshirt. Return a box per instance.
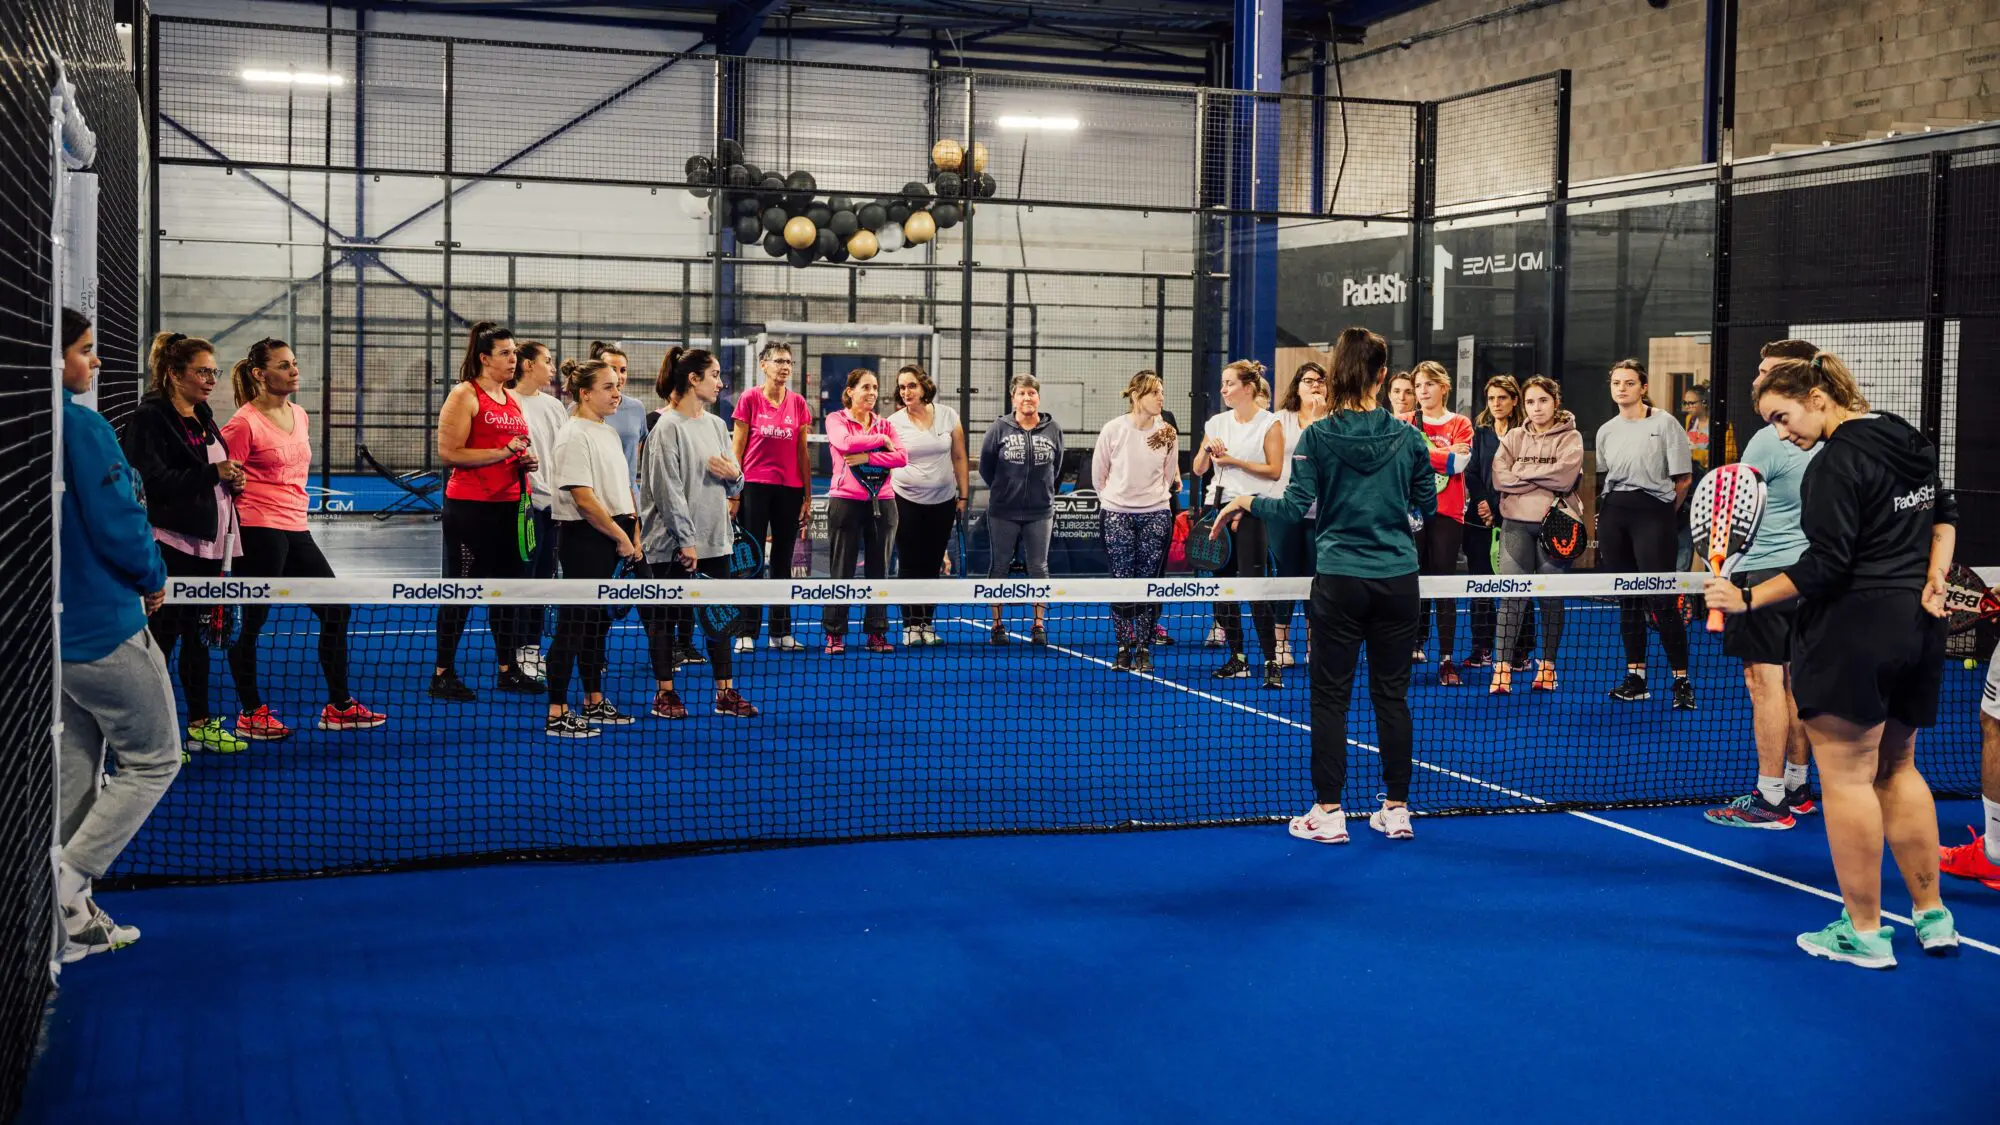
[1489,375,1584,694]
[821,368,908,653]
[1092,370,1180,672]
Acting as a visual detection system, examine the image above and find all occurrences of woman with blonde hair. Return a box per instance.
[1093,370,1179,671]
[888,362,968,646]
[1194,359,1285,686]
[1489,376,1582,694]
[1410,361,1473,683]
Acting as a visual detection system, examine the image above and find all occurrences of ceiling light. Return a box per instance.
[996,115,1078,131]
[242,69,345,86]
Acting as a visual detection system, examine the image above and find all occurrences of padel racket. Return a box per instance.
[515,460,536,563]
[1944,563,2000,636]
[201,603,241,649]
[1184,484,1233,576]
[727,522,765,579]
[689,572,747,640]
[1689,462,1767,633]
[852,463,892,519]
[607,555,639,621]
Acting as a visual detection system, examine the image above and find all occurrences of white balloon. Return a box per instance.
[877,221,906,253]
[679,191,711,219]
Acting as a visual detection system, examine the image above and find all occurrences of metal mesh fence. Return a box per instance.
[1433,75,1564,208]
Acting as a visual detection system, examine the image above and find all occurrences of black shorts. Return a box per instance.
[1721,567,1798,666]
[1791,588,1946,729]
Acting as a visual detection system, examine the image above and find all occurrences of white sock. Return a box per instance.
[1985,797,2000,864]
[1756,776,1787,807]
[1784,763,1809,792]
[55,859,89,914]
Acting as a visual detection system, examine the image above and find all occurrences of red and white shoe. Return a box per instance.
[1368,803,1415,840]
[234,706,292,741]
[1940,828,2000,890]
[1288,804,1349,845]
[318,700,387,731]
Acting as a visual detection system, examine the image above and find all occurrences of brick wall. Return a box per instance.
[1328,0,2000,183]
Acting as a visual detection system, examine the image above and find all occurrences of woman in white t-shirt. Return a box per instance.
[1193,359,1285,686]
[887,363,968,646]
[543,358,643,739]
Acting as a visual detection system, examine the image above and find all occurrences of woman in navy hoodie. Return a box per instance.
[978,374,1065,645]
[55,309,183,963]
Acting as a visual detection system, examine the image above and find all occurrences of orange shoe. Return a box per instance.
[234,706,292,741]
[1489,665,1512,696]
[1532,661,1559,692]
[1939,828,2000,890]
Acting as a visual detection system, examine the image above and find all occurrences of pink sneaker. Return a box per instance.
[317,700,387,731]
[823,637,846,655]
[235,706,292,741]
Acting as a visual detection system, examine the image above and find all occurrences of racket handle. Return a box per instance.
[1706,606,1725,634]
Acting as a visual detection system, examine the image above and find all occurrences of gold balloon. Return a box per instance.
[783,215,816,249]
[847,229,880,260]
[931,138,964,172]
[903,210,937,244]
[970,141,989,173]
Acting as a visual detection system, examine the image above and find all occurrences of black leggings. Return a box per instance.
[738,481,806,638]
[1596,490,1689,670]
[1310,572,1419,805]
[151,544,223,723]
[652,552,734,680]
[1213,510,1276,660]
[1415,516,1463,658]
[896,495,958,629]
[435,498,531,672]
[547,518,625,705]
[227,527,351,710]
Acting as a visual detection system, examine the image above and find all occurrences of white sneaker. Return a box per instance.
[1275,640,1294,668]
[733,636,754,653]
[902,628,920,646]
[920,625,942,646]
[1204,624,1226,648]
[516,646,544,679]
[1288,804,1349,844]
[771,635,804,652]
[1368,804,1414,840]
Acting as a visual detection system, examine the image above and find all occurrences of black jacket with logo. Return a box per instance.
[1789,411,1956,603]
[120,391,229,542]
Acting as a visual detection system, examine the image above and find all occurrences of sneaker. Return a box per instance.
[1262,660,1282,689]
[544,712,600,739]
[823,637,846,656]
[1532,661,1559,692]
[318,700,387,732]
[1113,646,1133,671]
[1914,907,1960,957]
[1132,647,1154,674]
[1608,672,1650,702]
[1796,911,1896,970]
[1671,676,1697,711]
[1703,791,1795,830]
[428,670,476,702]
[85,899,138,947]
[1488,666,1512,696]
[185,718,247,754]
[733,636,754,654]
[1288,804,1349,844]
[650,689,688,720]
[675,642,707,666]
[1437,658,1462,687]
[235,705,292,741]
[515,645,544,680]
[1411,648,1428,664]
[1940,829,2000,889]
[496,667,545,695]
[865,633,894,654]
[922,626,943,646]
[771,635,805,652]
[1204,624,1225,648]
[1462,645,1493,668]
[1785,785,1819,816]
[1152,625,1174,647]
[1212,655,1250,679]
[1030,624,1048,646]
[1368,804,1415,840]
[1275,640,1295,668]
[60,905,134,964]
[989,624,1010,646]
[903,628,921,646]
[579,699,636,726]
[714,688,760,718]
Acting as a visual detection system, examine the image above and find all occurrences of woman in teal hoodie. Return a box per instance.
[1216,327,1435,846]
[55,309,183,963]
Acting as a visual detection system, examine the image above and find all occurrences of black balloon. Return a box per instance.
[830,210,859,238]
[976,172,997,198]
[828,195,855,215]
[786,170,816,192]
[887,201,910,224]
[734,193,761,218]
[787,246,817,268]
[742,163,762,184]
[857,202,888,231]
[901,181,931,200]
[806,203,833,228]
[691,186,712,199]
[685,154,714,179]
[816,229,839,257]
[935,171,963,197]
[763,232,788,257]
[761,206,789,234]
[785,191,812,215]
[933,203,961,229]
[718,138,744,165]
[733,215,762,244]
[826,241,850,265]
[757,175,785,206]
[726,164,752,188]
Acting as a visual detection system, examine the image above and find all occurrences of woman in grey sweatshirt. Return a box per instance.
[977,374,1065,644]
[1489,375,1583,694]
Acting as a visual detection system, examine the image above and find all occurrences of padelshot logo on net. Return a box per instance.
[391,581,486,600]
[597,583,685,601]
[788,583,876,601]
[973,582,1053,599]
[170,579,273,600]
[1611,576,1682,592]
[1465,578,1536,595]
[1147,581,1221,599]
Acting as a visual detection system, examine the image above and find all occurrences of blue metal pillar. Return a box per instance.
[353,5,368,465]
[1309,38,1327,214]
[1227,0,1280,373]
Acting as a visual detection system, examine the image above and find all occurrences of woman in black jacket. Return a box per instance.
[123,332,248,754]
[1461,375,1522,668]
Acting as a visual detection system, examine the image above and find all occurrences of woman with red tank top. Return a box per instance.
[1410,361,1473,685]
[430,321,543,701]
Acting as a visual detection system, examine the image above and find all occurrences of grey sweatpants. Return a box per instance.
[59,628,183,879]
[1495,518,1567,666]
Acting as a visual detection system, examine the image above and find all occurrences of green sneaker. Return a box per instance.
[185,718,247,754]
[1914,907,1960,957]
[1797,910,1896,970]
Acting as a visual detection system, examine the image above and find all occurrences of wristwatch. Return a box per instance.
[1734,573,1755,613]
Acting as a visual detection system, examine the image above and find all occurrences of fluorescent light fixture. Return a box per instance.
[996,115,1079,131]
[242,69,345,86]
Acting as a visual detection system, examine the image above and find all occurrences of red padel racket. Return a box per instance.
[1689,462,1766,633]
[1944,564,2000,636]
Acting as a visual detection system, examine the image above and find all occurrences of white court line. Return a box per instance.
[968,618,2000,959]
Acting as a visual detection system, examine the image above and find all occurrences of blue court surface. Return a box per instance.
[22,600,2000,1123]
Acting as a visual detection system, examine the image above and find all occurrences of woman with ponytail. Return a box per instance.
[1193,359,1283,686]
[218,339,385,740]
[431,320,542,702]
[124,331,248,754]
[1410,361,1474,684]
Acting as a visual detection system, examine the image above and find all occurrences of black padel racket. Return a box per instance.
[852,463,892,519]
[727,521,764,579]
[201,603,241,650]
[1184,485,1233,576]
[1689,462,1767,633]
[689,572,747,640]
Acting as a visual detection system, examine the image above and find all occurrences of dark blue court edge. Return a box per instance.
[0,0,145,1119]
